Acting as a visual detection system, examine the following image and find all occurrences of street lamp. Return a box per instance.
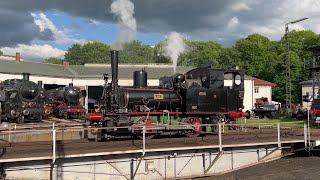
[285,17,309,114]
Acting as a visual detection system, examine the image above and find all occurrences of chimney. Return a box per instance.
[38,81,43,88]
[16,52,21,62]
[63,61,70,69]
[22,73,30,81]
[110,50,119,83]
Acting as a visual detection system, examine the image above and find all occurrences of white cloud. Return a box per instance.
[231,2,251,12]
[290,24,306,31]
[227,17,239,29]
[315,24,320,34]
[250,26,278,36]
[1,44,66,61]
[31,12,86,45]
[89,19,101,26]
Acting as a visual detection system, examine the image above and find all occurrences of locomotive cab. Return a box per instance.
[184,66,244,113]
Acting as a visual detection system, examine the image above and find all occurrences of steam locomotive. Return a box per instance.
[45,83,86,119]
[87,51,246,139]
[0,74,45,123]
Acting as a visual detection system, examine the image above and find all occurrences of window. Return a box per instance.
[234,74,241,85]
[254,87,259,93]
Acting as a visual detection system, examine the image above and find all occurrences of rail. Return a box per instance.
[0,120,315,164]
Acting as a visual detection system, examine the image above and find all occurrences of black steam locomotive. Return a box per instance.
[45,83,85,119]
[0,74,45,123]
[88,51,246,138]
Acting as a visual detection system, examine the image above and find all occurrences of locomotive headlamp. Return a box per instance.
[103,73,109,81]
[10,110,16,116]
[23,109,30,115]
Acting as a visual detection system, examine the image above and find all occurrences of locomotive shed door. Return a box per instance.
[87,86,103,110]
[44,84,65,90]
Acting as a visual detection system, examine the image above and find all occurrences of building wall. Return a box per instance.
[253,85,272,103]
[0,73,160,87]
[244,80,254,111]
[302,85,319,108]
[0,74,23,81]
[224,79,253,111]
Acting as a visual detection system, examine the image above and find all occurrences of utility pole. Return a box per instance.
[285,17,308,115]
[285,23,290,114]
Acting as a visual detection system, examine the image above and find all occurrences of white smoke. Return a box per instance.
[163,32,187,74]
[110,0,137,50]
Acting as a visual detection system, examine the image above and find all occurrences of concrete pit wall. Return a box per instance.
[0,129,84,143]
[3,147,282,180]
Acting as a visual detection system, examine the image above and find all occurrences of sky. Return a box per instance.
[0,0,320,61]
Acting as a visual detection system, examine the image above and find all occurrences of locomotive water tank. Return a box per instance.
[133,70,147,88]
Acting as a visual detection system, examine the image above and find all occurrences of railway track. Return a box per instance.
[0,129,313,161]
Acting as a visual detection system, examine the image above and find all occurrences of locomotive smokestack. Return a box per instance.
[38,81,43,88]
[110,50,119,83]
[22,73,30,81]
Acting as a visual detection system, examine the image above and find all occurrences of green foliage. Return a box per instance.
[235,34,279,82]
[44,57,63,64]
[217,48,241,69]
[120,41,155,64]
[274,30,320,103]
[65,42,111,65]
[179,41,223,67]
[153,40,171,64]
[0,50,3,56]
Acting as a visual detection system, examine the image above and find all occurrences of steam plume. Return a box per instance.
[110,0,137,50]
[163,32,187,73]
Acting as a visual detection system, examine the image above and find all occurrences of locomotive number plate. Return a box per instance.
[154,94,164,100]
[199,91,206,96]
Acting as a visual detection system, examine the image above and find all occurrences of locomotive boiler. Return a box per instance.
[45,83,85,119]
[0,74,45,123]
[87,50,246,139]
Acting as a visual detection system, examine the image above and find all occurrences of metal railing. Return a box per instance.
[0,121,312,164]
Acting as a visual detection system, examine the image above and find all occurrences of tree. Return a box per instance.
[235,34,279,82]
[0,50,3,56]
[273,51,303,103]
[64,42,111,65]
[180,41,223,67]
[120,41,155,64]
[275,30,320,103]
[64,44,83,64]
[153,41,171,64]
[217,48,241,69]
[44,57,63,64]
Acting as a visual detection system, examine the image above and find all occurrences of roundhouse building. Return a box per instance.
[0,58,275,112]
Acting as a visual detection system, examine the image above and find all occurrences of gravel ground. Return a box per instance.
[198,156,320,180]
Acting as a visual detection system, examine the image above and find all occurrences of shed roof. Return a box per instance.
[0,60,74,77]
[0,60,258,81]
[0,60,194,79]
[300,80,314,85]
[254,78,276,87]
